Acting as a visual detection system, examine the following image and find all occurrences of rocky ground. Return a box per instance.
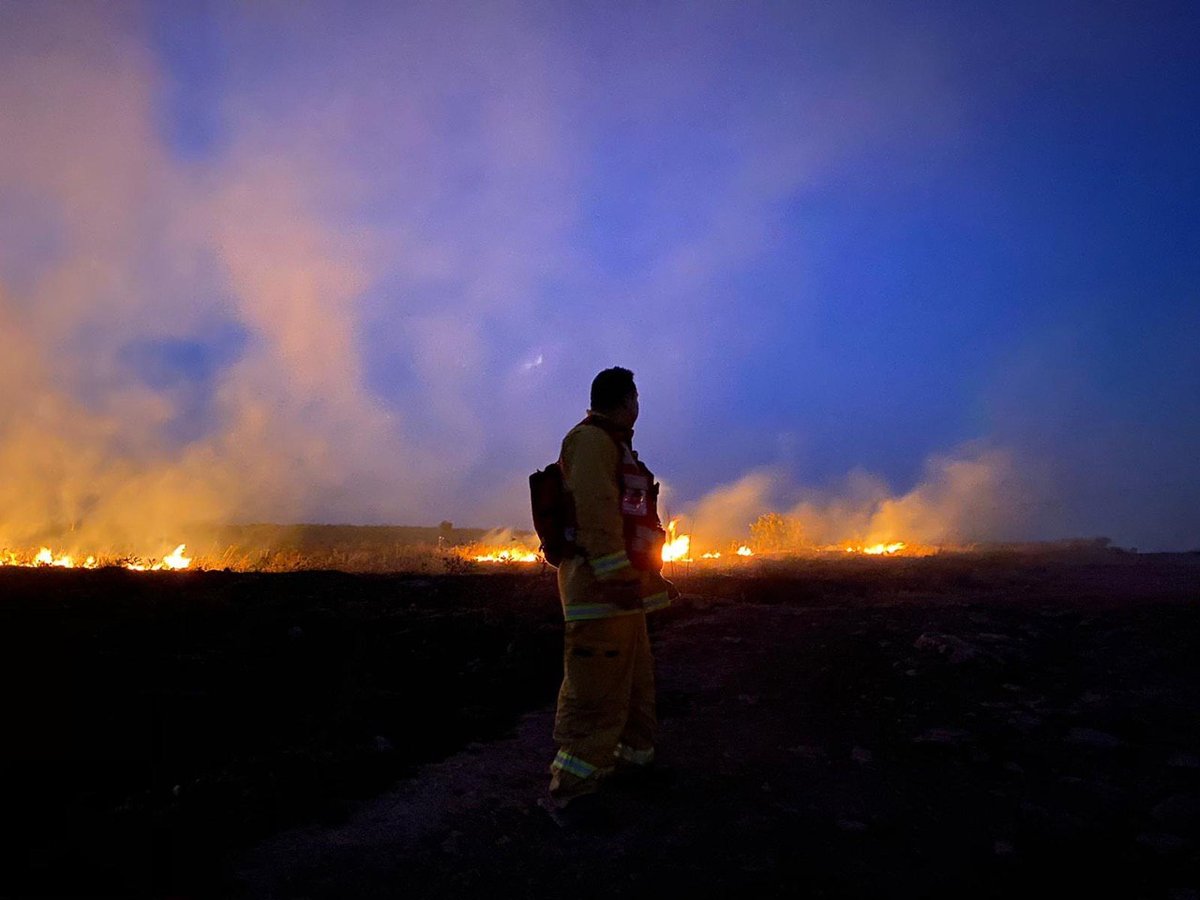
[3,553,1198,897]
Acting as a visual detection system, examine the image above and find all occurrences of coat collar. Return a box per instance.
[583,410,634,446]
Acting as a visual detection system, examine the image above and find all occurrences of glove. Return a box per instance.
[661,578,682,601]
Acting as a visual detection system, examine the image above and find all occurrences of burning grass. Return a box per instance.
[1,543,192,571]
[0,519,1125,577]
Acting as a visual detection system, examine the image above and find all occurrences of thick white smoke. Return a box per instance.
[2,3,1194,555]
[681,446,1036,552]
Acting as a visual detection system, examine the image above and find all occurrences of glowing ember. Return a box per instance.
[736,545,754,557]
[662,519,692,563]
[701,551,722,559]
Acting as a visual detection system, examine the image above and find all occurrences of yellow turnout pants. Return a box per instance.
[549,611,656,803]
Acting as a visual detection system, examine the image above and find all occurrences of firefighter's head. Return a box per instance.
[591,366,638,427]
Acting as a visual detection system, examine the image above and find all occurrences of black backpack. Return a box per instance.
[529,463,576,567]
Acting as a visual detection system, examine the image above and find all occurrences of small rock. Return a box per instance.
[913,633,987,664]
[835,818,868,833]
[287,625,304,640]
[993,839,1014,856]
[1137,832,1187,854]
[722,635,743,644]
[738,694,759,706]
[737,852,776,873]
[1168,752,1200,769]
[1166,889,1199,900]
[1003,761,1026,775]
[1006,712,1042,732]
[1153,793,1200,831]
[1066,728,1123,749]
[914,727,971,745]
[905,669,918,677]
[786,745,828,760]
[851,746,873,765]
[372,735,393,753]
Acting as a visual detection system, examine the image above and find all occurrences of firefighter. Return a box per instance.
[542,366,678,827]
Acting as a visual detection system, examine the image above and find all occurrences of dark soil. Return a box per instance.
[3,553,1199,898]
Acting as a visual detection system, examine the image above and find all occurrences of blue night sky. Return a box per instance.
[0,1,1197,550]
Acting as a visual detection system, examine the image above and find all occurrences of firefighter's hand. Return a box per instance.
[662,578,682,601]
[597,580,643,610]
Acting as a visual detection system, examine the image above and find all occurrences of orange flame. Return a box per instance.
[2,544,192,571]
[471,548,539,563]
[661,519,692,563]
[844,541,907,555]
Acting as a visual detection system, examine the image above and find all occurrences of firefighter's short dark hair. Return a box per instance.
[590,367,636,411]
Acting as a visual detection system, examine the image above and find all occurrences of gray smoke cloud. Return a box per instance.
[1,3,1195,555]
[0,2,955,554]
[0,5,417,552]
[682,445,1039,552]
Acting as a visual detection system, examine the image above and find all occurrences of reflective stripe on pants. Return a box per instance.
[549,611,656,802]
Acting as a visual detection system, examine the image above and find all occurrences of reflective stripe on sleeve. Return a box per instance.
[615,743,656,766]
[641,591,671,613]
[552,750,598,780]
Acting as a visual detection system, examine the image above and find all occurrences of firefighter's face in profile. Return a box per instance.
[615,388,639,428]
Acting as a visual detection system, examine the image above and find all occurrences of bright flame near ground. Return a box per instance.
[845,542,907,555]
[697,545,754,561]
[661,520,692,563]
[2,544,191,571]
[126,544,192,571]
[34,547,86,568]
[472,548,539,563]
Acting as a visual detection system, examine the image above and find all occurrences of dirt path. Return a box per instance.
[236,590,1200,898]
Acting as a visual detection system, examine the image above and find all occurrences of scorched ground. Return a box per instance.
[2,551,1198,897]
